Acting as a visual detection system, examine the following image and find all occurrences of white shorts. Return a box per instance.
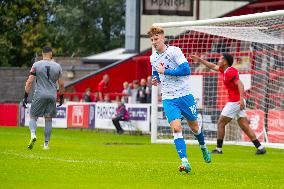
[221,100,247,119]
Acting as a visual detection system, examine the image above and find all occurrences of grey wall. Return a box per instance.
[0,57,99,103]
[0,68,29,103]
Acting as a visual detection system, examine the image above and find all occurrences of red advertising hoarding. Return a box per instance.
[0,104,18,127]
[243,110,264,142]
[268,110,284,143]
[67,104,89,128]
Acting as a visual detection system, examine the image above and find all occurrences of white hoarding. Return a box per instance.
[95,103,151,132]
[23,104,67,128]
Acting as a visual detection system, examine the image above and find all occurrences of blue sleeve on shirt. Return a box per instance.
[164,62,190,76]
[152,71,161,82]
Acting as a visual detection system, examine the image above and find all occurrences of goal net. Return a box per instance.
[150,10,284,148]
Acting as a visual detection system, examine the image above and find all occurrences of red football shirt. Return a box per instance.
[98,80,109,97]
[219,67,240,102]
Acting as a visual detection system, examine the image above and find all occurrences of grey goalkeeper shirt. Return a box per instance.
[30,60,62,99]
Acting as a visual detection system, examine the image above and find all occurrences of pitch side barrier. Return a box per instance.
[0,102,282,148]
[0,104,18,127]
[19,102,151,133]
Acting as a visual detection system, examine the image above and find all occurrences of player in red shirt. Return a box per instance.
[98,74,109,102]
[192,54,266,155]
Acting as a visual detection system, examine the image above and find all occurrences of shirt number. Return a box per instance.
[189,104,197,115]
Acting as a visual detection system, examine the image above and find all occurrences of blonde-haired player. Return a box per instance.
[148,26,211,173]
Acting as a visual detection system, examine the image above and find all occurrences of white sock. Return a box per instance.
[173,132,183,140]
[181,157,188,162]
[216,147,222,152]
[31,133,36,139]
[29,118,37,139]
[258,145,264,150]
[44,141,49,147]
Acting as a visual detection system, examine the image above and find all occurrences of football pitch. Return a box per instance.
[0,127,283,189]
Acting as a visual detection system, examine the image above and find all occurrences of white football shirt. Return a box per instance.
[150,46,192,100]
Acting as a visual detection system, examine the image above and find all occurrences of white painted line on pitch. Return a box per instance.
[0,150,177,165]
[1,150,98,164]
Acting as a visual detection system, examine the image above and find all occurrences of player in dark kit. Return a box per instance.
[23,46,65,150]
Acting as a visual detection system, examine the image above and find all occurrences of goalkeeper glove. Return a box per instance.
[57,94,64,107]
[22,92,28,108]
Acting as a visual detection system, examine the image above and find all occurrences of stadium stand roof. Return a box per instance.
[82,48,137,64]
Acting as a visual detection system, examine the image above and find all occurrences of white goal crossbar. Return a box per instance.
[153,10,284,28]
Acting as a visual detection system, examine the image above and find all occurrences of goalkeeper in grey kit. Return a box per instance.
[23,46,64,150]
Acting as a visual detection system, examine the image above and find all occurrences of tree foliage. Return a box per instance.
[0,0,125,67]
[0,0,52,67]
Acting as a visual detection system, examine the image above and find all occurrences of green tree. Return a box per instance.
[0,0,125,67]
[51,0,125,56]
[0,0,52,67]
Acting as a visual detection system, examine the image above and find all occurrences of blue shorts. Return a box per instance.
[162,94,198,123]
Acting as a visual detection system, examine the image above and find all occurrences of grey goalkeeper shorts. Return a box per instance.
[30,96,57,118]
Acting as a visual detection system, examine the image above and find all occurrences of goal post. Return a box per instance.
[150,10,284,148]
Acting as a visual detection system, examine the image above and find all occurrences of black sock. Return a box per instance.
[252,139,261,148]
[217,139,223,148]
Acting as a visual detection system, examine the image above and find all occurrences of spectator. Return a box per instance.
[83,88,92,102]
[112,101,129,134]
[137,78,147,103]
[122,81,131,103]
[146,76,152,103]
[93,91,99,102]
[104,94,111,103]
[129,80,139,103]
[98,74,109,102]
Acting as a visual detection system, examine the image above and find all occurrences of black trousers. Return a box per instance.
[112,116,124,133]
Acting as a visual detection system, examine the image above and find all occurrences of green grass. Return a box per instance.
[0,127,284,189]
